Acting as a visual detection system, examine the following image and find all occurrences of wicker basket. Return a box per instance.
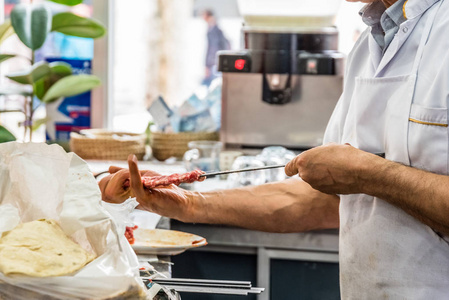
[150,131,219,161]
[70,129,146,160]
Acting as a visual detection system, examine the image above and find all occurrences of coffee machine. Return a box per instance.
[218,1,344,151]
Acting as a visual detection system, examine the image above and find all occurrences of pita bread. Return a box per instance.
[133,228,206,248]
[0,219,95,277]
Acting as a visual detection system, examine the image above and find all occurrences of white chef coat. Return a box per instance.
[323,0,449,298]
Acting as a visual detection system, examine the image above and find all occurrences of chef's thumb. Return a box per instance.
[128,154,144,194]
[284,159,299,177]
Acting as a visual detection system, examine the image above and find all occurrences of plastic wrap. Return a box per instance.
[0,142,148,300]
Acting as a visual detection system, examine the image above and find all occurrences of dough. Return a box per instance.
[0,219,95,277]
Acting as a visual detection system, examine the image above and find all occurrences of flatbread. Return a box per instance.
[133,228,206,248]
[0,219,95,277]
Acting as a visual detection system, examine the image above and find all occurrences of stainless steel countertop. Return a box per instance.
[169,219,339,253]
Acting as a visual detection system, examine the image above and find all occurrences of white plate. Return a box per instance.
[131,228,207,256]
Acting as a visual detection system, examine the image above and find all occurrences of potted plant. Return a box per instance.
[0,0,105,143]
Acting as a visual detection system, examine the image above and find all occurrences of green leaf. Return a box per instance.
[32,117,48,131]
[0,125,16,143]
[6,61,51,84]
[47,0,83,6]
[10,3,52,50]
[42,74,101,103]
[0,54,16,64]
[52,12,106,38]
[0,20,15,46]
[48,61,72,77]
[33,61,73,100]
[33,77,46,100]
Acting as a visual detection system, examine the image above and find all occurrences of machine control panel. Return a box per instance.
[218,52,251,73]
[297,52,344,75]
[218,51,343,75]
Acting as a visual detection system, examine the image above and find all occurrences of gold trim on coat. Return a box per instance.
[409,118,448,127]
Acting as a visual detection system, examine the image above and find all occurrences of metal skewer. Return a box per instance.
[199,164,286,178]
[198,152,385,179]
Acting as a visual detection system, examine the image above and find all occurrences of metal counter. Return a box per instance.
[170,220,338,253]
[167,219,339,300]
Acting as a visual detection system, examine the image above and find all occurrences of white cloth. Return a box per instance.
[324,0,449,298]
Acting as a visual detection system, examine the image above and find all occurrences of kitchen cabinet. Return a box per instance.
[173,251,258,300]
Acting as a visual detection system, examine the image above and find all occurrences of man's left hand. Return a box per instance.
[285,143,382,195]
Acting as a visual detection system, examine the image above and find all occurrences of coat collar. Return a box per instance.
[360,0,441,21]
[403,0,440,19]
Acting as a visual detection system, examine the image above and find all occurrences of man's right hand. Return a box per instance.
[100,155,199,221]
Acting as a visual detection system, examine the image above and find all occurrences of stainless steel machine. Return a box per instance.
[218,25,344,150]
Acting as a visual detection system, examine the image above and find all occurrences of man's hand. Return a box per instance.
[285,143,382,195]
[99,165,164,204]
[284,143,449,235]
[99,155,198,221]
[98,166,135,203]
[128,154,198,220]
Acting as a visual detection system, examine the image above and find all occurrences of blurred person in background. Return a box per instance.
[201,9,230,86]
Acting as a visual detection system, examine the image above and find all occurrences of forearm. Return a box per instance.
[183,177,340,233]
[360,157,449,235]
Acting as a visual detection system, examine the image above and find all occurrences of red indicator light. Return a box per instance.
[234,59,246,70]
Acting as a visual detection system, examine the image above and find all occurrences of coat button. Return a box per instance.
[402,27,408,33]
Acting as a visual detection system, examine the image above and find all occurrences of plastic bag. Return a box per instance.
[0,142,149,300]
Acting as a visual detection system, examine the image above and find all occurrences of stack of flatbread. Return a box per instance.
[0,219,95,277]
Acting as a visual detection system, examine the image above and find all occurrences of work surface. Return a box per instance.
[169,219,339,253]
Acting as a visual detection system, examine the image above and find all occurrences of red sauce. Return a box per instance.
[125,225,138,244]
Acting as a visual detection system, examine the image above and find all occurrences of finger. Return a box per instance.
[111,169,131,187]
[284,157,299,177]
[128,154,144,196]
[100,169,133,203]
[111,165,152,176]
[98,175,112,198]
[109,166,123,174]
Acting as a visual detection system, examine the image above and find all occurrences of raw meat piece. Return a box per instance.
[125,225,138,244]
[123,169,205,189]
